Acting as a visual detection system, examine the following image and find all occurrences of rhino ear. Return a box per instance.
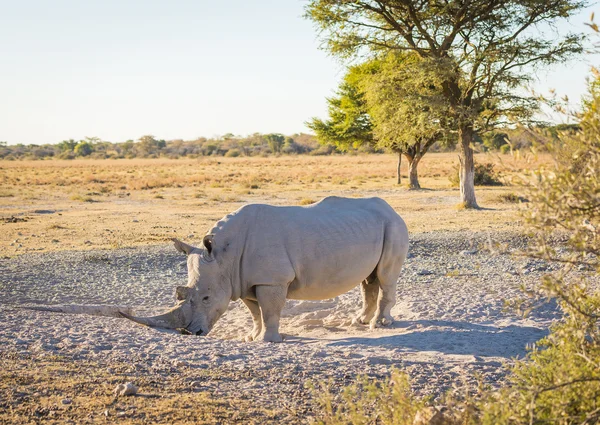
[172,238,194,255]
[175,286,191,301]
[203,235,214,255]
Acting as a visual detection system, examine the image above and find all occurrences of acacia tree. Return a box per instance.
[361,52,454,189]
[306,0,586,208]
[308,54,451,188]
[306,63,375,151]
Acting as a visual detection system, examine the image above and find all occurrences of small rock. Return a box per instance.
[84,240,92,245]
[51,239,59,243]
[61,398,72,405]
[188,234,194,238]
[116,412,127,418]
[417,269,433,276]
[461,249,478,256]
[114,382,138,396]
[132,219,139,223]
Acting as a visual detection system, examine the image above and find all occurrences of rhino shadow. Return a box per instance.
[325,320,548,359]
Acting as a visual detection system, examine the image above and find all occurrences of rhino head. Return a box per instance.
[120,236,231,336]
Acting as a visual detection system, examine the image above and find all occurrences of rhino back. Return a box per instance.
[218,197,406,300]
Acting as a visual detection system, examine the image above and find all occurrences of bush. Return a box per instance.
[224,149,241,157]
[448,163,502,187]
[312,372,427,425]
[497,193,528,203]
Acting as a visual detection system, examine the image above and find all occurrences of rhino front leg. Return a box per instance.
[242,299,262,342]
[255,285,287,343]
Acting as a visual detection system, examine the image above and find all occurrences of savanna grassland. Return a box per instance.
[0,152,550,257]
[0,152,559,425]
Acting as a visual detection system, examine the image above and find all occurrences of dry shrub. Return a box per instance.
[448,163,503,187]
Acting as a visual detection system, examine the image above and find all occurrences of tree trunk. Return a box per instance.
[458,125,479,208]
[396,151,402,184]
[407,156,421,189]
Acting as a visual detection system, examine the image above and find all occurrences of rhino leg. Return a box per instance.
[370,271,398,329]
[352,277,379,325]
[242,299,263,342]
[255,285,287,343]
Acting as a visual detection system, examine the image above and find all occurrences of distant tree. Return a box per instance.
[308,53,453,188]
[58,139,78,152]
[361,53,454,188]
[74,141,93,157]
[307,63,374,152]
[137,135,166,157]
[265,133,285,154]
[306,0,586,207]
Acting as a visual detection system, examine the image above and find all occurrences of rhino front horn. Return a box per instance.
[119,305,187,330]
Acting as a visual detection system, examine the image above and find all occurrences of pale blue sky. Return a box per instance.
[1,1,597,145]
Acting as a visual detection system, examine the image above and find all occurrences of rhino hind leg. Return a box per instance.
[370,272,397,329]
[352,275,379,325]
[242,299,263,342]
[370,256,404,329]
[255,285,287,343]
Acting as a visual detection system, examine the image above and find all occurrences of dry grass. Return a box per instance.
[0,152,551,256]
[0,353,286,424]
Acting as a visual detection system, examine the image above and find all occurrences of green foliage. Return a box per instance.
[306,0,586,206]
[264,133,285,154]
[449,163,503,187]
[476,70,600,424]
[305,1,584,131]
[306,64,374,151]
[74,141,93,157]
[481,132,510,152]
[361,53,454,152]
[312,371,426,425]
[58,139,77,152]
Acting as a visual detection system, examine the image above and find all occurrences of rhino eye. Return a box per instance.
[202,296,210,303]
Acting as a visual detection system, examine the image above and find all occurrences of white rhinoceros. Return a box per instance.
[121,196,409,342]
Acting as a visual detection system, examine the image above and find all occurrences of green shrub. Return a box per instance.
[312,372,426,425]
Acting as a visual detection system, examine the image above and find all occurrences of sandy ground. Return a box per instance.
[0,229,574,424]
[0,154,564,423]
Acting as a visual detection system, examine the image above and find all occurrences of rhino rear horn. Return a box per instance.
[172,238,195,255]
